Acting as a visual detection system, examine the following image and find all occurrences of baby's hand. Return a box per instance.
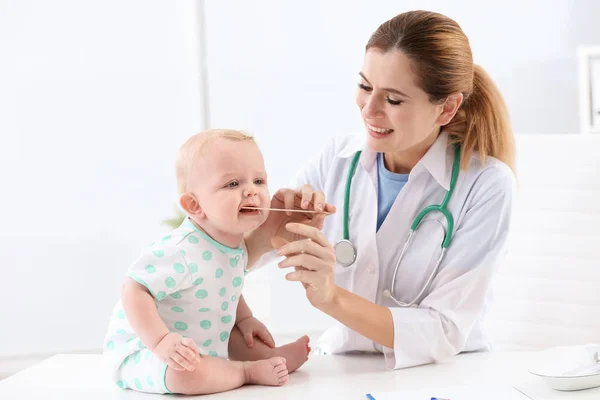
[153,332,200,372]
[237,316,276,348]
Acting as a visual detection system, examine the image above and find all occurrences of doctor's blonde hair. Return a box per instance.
[366,10,515,173]
[175,128,256,194]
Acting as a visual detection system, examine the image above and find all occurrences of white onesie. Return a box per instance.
[103,217,246,393]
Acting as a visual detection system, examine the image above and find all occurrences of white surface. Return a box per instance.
[529,345,600,391]
[2,351,600,400]
[368,384,529,400]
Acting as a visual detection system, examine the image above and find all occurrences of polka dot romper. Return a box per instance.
[102,218,246,393]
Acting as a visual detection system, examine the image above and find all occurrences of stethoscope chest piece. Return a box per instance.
[334,239,357,267]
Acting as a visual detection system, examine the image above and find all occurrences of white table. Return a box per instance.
[0,351,598,399]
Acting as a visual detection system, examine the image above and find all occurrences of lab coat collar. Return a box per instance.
[337,132,453,190]
[419,131,453,191]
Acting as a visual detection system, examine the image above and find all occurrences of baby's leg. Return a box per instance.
[166,355,288,395]
[228,325,311,373]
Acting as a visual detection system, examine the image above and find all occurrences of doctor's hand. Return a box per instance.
[255,185,336,247]
[274,223,338,310]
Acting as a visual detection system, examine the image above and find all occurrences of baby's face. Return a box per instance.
[189,139,271,235]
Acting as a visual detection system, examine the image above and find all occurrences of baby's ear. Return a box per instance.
[180,193,201,216]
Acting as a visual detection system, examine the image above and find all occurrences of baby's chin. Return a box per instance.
[236,212,268,231]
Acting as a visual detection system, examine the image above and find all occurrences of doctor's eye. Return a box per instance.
[225,180,239,188]
[387,97,402,106]
[357,83,372,92]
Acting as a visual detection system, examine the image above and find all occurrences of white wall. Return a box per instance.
[203,0,600,334]
[0,0,204,356]
[2,0,599,363]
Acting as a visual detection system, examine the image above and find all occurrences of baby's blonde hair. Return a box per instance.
[175,128,255,195]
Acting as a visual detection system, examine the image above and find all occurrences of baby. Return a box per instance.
[103,129,310,395]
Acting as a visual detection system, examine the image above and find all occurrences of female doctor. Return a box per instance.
[244,10,517,370]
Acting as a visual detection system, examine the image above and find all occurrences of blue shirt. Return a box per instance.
[377,153,409,231]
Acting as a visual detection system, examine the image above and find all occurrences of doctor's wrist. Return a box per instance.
[319,285,342,314]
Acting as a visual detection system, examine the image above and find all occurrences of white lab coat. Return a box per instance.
[289,131,516,369]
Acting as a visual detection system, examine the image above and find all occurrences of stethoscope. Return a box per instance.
[333,144,461,307]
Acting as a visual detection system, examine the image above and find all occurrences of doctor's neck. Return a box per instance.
[382,128,439,174]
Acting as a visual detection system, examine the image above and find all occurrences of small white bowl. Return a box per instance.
[529,344,600,391]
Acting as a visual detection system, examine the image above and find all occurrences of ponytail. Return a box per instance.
[446,65,516,173]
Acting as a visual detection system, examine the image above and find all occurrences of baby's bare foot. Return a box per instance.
[274,335,310,373]
[244,357,288,386]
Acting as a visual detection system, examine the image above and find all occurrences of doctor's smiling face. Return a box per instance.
[355,49,463,173]
[356,48,462,173]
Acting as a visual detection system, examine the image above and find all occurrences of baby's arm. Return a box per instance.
[121,279,200,371]
[121,279,170,350]
[235,294,253,323]
[235,294,275,348]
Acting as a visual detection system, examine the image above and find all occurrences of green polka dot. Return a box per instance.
[123,380,128,388]
[145,265,156,273]
[174,322,188,331]
[134,378,142,390]
[152,249,165,258]
[221,315,232,324]
[230,258,239,268]
[138,341,145,350]
[219,287,226,296]
[220,331,230,342]
[116,329,126,335]
[106,341,114,351]
[146,351,152,360]
[134,351,141,364]
[156,291,166,300]
[208,351,218,357]
[189,263,198,273]
[215,268,224,278]
[117,310,126,319]
[202,339,212,347]
[232,277,243,287]
[171,306,184,313]
[161,235,171,241]
[165,277,176,288]
[180,249,186,256]
[193,277,204,285]
[170,291,182,299]
[195,289,208,299]
[200,320,212,330]
[116,380,125,389]
[173,263,185,274]
[202,250,212,261]
[231,295,237,302]
[123,355,130,366]
[147,376,154,387]
[221,301,229,311]
[188,235,199,244]
[198,308,211,312]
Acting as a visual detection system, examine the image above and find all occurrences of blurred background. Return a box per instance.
[1,0,599,379]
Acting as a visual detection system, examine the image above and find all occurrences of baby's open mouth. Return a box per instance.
[239,206,259,214]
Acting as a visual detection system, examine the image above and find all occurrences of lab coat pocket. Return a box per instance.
[392,218,445,302]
